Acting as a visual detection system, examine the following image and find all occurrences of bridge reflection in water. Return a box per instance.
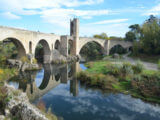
[8,62,82,102]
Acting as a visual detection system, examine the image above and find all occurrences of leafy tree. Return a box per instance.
[0,41,18,66]
[109,36,124,40]
[125,31,136,42]
[125,15,160,55]
[145,15,157,24]
[94,33,108,40]
[141,18,160,54]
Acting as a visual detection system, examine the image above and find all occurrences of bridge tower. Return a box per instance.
[70,18,79,55]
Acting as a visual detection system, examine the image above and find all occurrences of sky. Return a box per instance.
[0,0,160,37]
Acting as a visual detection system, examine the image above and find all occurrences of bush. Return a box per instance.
[158,60,160,70]
[121,62,133,75]
[20,56,30,63]
[105,63,122,76]
[132,61,144,74]
[32,58,37,64]
[0,86,8,115]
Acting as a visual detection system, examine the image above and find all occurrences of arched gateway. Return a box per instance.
[0,19,133,63]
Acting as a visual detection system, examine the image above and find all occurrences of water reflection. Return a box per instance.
[8,62,81,101]
[8,63,160,120]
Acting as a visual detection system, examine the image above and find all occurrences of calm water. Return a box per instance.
[8,63,160,120]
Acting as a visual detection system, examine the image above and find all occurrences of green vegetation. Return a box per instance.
[0,41,18,67]
[35,44,44,63]
[20,56,30,64]
[93,33,124,40]
[94,33,108,40]
[158,60,160,70]
[110,45,127,55]
[125,15,160,56]
[0,68,18,115]
[77,60,160,104]
[80,42,103,61]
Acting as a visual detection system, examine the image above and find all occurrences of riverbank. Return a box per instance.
[0,67,57,120]
[77,60,160,104]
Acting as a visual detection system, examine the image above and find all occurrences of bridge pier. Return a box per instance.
[43,54,51,64]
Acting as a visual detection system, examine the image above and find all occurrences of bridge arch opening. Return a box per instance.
[35,39,51,63]
[68,39,73,55]
[109,44,127,55]
[29,41,32,54]
[0,38,26,60]
[55,73,61,81]
[79,41,104,61]
[55,40,61,52]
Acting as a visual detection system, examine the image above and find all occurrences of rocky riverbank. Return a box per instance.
[0,84,57,120]
[7,59,40,72]
[51,50,79,64]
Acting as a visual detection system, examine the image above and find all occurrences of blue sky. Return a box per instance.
[0,0,160,37]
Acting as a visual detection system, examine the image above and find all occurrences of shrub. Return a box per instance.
[32,58,37,64]
[105,64,122,76]
[158,60,160,70]
[0,86,8,115]
[121,62,133,76]
[132,61,144,74]
[20,56,30,64]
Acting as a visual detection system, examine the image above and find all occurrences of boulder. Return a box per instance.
[20,63,39,71]
[112,53,120,59]
[7,59,22,69]
[11,103,47,120]
[6,85,48,120]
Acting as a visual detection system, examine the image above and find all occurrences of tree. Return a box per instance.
[141,18,160,54]
[129,24,141,41]
[93,33,108,40]
[125,31,136,42]
[109,36,124,40]
[145,15,157,24]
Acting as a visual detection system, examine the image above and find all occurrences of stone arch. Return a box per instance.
[35,39,51,63]
[54,40,61,51]
[1,37,26,59]
[78,40,105,55]
[109,44,127,55]
[108,40,133,55]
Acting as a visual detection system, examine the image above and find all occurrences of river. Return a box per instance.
[8,62,160,120]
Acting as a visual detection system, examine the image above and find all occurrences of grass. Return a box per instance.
[78,60,160,104]
[85,61,109,73]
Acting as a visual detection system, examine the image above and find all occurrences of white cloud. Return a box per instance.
[90,19,129,25]
[143,4,160,16]
[0,0,104,12]
[80,23,129,37]
[40,8,109,28]
[0,12,21,19]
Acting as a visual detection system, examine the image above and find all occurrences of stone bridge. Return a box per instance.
[0,18,133,63]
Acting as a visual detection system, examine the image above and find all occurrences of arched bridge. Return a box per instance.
[0,18,133,63]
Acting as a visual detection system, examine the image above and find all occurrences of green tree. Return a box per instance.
[141,18,160,54]
[125,31,136,42]
[94,33,108,40]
